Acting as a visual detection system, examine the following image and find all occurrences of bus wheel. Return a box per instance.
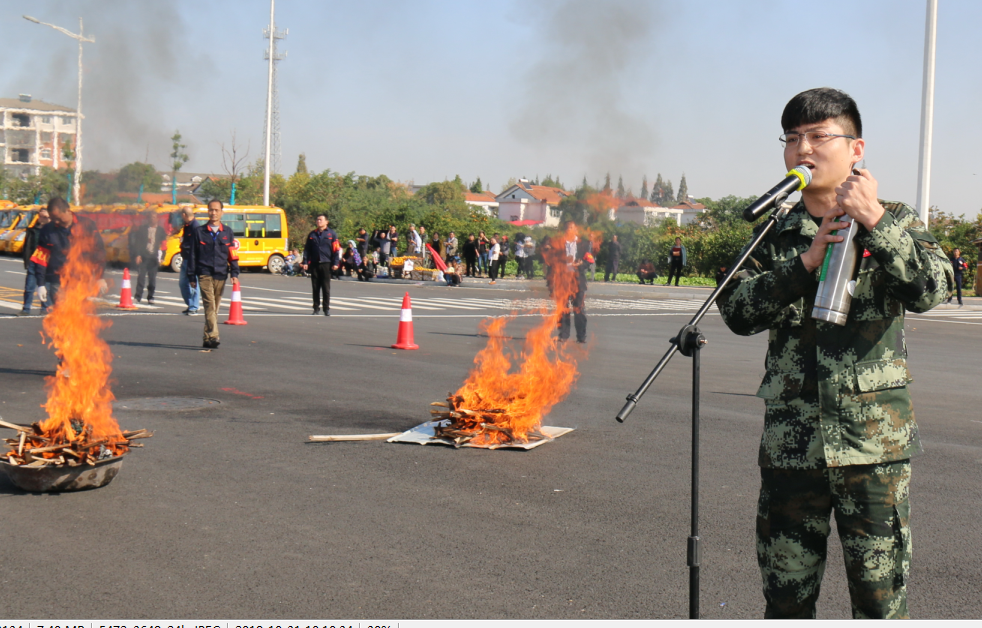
[169,255,183,273]
[267,254,285,274]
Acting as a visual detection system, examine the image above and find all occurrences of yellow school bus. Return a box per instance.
[0,207,41,255]
[162,205,289,274]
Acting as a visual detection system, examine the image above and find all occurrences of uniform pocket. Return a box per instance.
[853,358,912,393]
[756,371,805,402]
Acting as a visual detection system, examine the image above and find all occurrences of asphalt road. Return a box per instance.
[1,256,980,620]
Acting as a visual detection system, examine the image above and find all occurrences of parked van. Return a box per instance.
[163,205,289,274]
[0,208,40,255]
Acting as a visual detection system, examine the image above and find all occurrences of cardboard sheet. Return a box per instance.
[388,420,574,450]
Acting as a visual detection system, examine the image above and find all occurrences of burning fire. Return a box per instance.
[38,225,126,457]
[434,224,594,446]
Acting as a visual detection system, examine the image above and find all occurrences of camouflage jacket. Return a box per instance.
[718,200,953,469]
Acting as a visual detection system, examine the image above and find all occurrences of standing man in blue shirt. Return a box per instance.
[187,200,239,349]
[301,214,340,316]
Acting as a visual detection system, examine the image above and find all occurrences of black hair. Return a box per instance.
[47,197,70,213]
[782,88,862,138]
[316,213,329,222]
[208,199,224,210]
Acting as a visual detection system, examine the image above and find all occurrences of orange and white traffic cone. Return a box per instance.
[116,267,138,310]
[223,281,248,325]
[391,292,419,350]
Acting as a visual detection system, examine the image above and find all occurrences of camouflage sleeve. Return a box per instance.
[717,242,817,336]
[855,204,953,313]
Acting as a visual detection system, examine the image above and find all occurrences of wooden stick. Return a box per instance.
[308,433,401,442]
[28,443,71,455]
[18,432,26,456]
[0,419,31,433]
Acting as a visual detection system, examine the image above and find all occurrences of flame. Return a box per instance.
[450,224,594,445]
[39,225,126,454]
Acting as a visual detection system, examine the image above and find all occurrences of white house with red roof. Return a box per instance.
[614,198,684,226]
[464,190,499,216]
[494,179,571,227]
[672,200,707,225]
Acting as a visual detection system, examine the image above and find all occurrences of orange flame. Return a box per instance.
[451,224,595,445]
[40,225,125,453]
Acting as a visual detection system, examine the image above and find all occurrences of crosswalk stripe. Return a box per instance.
[354,296,445,311]
[329,298,398,311]
[238,297,315,311]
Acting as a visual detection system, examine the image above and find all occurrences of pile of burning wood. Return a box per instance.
[429,393,551,447]
[1,418,151,468]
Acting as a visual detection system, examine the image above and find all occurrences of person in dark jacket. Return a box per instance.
[127,212,166,304]
[558,222,591,343]
[604,234,621,282]
[178,206,201,315]
[187,200,240,349]
[947,248,968,306]
[31,197,107,307]
[17,207,50,315]
[462,234,478,277]
[301,214,340,315]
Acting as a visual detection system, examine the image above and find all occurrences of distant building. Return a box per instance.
[0,95,78,179]
[672,200,707,225]
[495,179,571,227]
[159,171,214,197]
[614,198,684,227]
[464,190,499,216]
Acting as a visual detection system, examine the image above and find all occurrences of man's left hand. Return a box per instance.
[231,277,240,288]
[835,168,884,231]
[333,265,339,271]
[96,279,108,295]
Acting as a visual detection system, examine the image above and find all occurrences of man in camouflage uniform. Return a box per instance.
[718,88,953,619]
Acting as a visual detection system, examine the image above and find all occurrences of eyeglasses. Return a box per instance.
[779,131,856,148]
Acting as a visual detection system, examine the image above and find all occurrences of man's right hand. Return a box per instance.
[37,286,47,303]
[189,280,196,289]
[800,205,850,273]
[301,263,308,271]
[135,255,142,265]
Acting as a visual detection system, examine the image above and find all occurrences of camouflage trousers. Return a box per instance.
[756,460,911,619]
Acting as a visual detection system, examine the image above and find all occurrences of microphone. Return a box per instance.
[742,165,812,222]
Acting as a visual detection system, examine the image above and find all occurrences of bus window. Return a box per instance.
[265,214,282,238]
[246,220,265,238]
[170,211,184,231]
[224,213,245,236]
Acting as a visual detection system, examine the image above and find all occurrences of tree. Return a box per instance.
[500,177,517,193]
[616,175,626,198]
[581,175,589,191]
[541,174,564,189]
[651,173,664,204]
[116,162,162,193]
[170,130,189,204]
[603,172,611,192]
[220,131,250,205]
[664,179,674,206]
[416,180,466,206]
[677,173,688,204]
[470,177,483,193]
[640,175,648,200]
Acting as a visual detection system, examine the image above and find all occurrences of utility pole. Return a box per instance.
[23,15,94,206]
[262,0,287,207]
[915,0,938,225]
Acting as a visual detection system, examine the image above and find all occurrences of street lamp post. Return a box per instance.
[23,15,95,207]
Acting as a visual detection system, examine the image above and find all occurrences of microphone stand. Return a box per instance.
[615,202,791,619]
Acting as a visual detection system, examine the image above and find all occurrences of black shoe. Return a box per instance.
[312,309,321,315]
[576,339,586,344]
[135,296,142,303]
[16,310,31,316]
[324,310,331,316]
[147,298,155,305]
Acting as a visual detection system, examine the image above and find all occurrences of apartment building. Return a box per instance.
[0,94,78,179]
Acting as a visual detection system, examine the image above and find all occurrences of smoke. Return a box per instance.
[509,0,661,184]
[15,1,212,172]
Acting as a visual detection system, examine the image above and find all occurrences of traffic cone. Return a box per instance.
[116,268,138,310]
[223,281,248,325]
[391,292,419,350]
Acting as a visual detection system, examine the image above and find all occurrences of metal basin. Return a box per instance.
[0,454,125,493]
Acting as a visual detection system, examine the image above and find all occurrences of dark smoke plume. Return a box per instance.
[509,0,659,182]
[14,1,212,172]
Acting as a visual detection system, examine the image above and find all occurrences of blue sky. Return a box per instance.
[3,0,980,217]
